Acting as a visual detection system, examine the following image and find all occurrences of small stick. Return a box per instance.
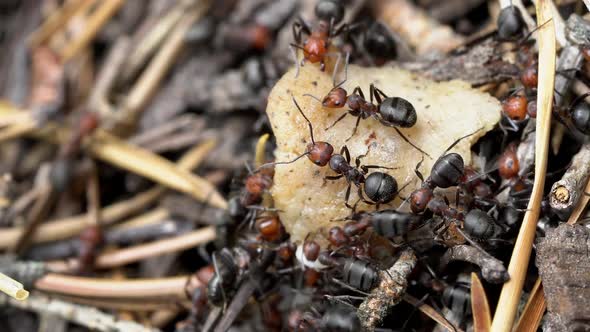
[1,293,159,332]
[28,0,89,49]
[357,248,417,330]
[438,245,509,284]
[59,0,126,62]
[549,143,590,219]
[35,274,190,299]
[0,273,29,300]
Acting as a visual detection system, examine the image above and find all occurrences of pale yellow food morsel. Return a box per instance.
[267,64,501,244]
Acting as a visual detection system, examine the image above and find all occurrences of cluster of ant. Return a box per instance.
[175,2,584,332]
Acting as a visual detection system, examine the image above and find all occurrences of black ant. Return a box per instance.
[409,129,482,214]
[291,0,348,76]
[306,82,428,157]
[333,209,422,240]
[497,4,526,41]
[318,253,380,293]
[207,247,250,307]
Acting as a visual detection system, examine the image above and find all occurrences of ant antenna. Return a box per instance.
[443,127,483,155]
[292,95,316,144]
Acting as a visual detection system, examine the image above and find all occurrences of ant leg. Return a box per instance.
[325,174,344,181]
[341,145,351,163]
[325,112,348,131]
[330,278,371,296]
[333,52,350,89]
[345,115,362,142]
[344,184,353,208]
[414,156,425,183]
[361,165,398,173]
[292,17,311,43]
[390,125,432,158]
[371,84,388,104]
[289,44,301,78]
[302,93,322,103]
[351,86,366,99]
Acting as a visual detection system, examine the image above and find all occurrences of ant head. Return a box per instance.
[315,0,344,25]
[328,226,350,247]
[255,216,282,242]
[364,172,398,204]
[497,5,526,41]
[322,87,347,108]
[302,236,321,262]
[306,141,334,166]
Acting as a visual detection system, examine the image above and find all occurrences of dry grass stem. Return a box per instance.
[471,273,491,332]
[491,1,555,330]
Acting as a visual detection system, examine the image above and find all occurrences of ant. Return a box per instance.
[554,92,590,135]
[259,96,400,208]
[306,81,428,157]
[207,247,250,307]
[177,266,216,332]
[291,0,348,76]
[334,209,422,240]
[409,129,482,214]
[77,224,104,273]
[318,253,380,292]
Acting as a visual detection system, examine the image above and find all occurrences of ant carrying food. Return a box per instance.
[305,81,428,157]
[257,96,401,208]
[291,0,349,77]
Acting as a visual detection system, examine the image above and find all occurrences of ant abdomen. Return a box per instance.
[364,172,398,204]
[342,258,379,292]
[430,153,465,188]
[464,209,497,240]
[378,97,417,128]
[370,210,420,238]
[571,101,590,135]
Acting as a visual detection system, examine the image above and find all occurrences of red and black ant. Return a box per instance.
[409,129,482,214]
[305,82,429,157]
[290,0,349,77]
[258,96,401,208]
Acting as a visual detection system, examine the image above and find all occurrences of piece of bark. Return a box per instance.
[357,248,417,330]
[401,38,520,86]
[439,245,509,284]
[536,223,590,329]
[549,143,590,219]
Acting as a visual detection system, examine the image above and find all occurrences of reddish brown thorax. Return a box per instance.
[520,64,538,88]
[306,141,334,166]
[328,226,349,247]
[303,34,327,63]
[245,172,273,195]
[277,242,296,262]
[304,268,321,287]
[410,187,434,213]
[502,95,528,121]
[256,216,282,242]
[582,46,590,62]
[322,87,347,108]
[248,24,271,50]
[498,144,520,179]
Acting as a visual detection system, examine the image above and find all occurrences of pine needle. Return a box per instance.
[490,1,556,330]
[471,273,491,332]
[514,278,546,332]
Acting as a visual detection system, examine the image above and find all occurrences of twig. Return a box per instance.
[357,248,417,330]
[0,139,215,248]
[59,0,126,62]
[1,293,160,332]
[35,274,190,299]
[491,2,555,330]
[549,143,590,219]
[28,0,87,49]
[52,227,216,271]
[403,294,462,332]
[371,0,464,55]
[439,245,509,284]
